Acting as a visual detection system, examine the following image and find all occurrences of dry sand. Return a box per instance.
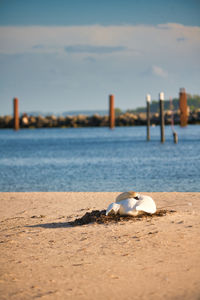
[0,192,200,300]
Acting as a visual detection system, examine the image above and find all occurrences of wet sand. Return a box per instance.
[0,192,200,300]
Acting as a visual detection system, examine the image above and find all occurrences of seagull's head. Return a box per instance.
[115,191,140,203]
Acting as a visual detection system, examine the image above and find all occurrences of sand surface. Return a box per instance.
[0,192,200,300]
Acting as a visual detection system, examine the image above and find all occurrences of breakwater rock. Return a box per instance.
[0,110,200,129]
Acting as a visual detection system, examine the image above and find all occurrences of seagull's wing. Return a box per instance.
[136,195,156,214]
[118,198,137,215]
[106,202,120,216]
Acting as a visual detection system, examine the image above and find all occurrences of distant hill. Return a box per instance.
[25,110,108,117]
[127,94,200,113]
[24,95,200,117]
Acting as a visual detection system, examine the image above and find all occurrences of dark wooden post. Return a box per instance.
[173,132,178,144]
[159,92,165,143]
[146,94,151,141]
[179,88,188,127]
[109,94,115,129]
[13,98,19,131]
[170,96,178,144]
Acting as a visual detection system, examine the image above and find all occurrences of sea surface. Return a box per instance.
[0,125,200,192]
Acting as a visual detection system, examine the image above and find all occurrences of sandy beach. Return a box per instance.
[0,192,200,300]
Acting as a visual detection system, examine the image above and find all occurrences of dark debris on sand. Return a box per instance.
[68,209,176,226]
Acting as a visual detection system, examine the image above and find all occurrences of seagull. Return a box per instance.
[106,191,156,216]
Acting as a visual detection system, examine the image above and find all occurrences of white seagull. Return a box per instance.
[106,191,156,216]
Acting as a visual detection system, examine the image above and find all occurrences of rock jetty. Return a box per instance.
[0,110,200,129]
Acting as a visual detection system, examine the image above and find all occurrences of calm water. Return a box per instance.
[0,125,200,192]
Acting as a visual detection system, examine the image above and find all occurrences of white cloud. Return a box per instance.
[152,65,168,78]
[0,23,200,57]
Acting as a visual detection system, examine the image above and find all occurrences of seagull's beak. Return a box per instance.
[134,194,140,200]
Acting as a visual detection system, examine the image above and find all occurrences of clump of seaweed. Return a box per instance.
[68,209,176,226]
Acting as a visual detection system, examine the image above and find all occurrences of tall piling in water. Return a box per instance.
[170,97,178,144]
[159,92,165,143]
[146,94,151,141]
[179,88,188,127]
[109,94,115,129]
[13,98,19,131]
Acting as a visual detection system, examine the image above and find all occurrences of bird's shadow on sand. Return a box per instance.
[27,209,176,229]
[27,222,73,229]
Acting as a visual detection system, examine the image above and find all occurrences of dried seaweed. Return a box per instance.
[68,209,176,226]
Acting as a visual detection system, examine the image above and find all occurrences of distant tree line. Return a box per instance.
[126,94,200,114]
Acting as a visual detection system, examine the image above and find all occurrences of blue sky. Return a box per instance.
[1,0,200,26]
[0,0,200,115]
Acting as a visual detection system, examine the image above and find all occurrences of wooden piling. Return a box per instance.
[13,98,19,131]
[179,88,188,127]
[173,132,178,144]
[170,97,178,144]
[146,94,151,141]
[159,92,165,143]
[109,94,115,129]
